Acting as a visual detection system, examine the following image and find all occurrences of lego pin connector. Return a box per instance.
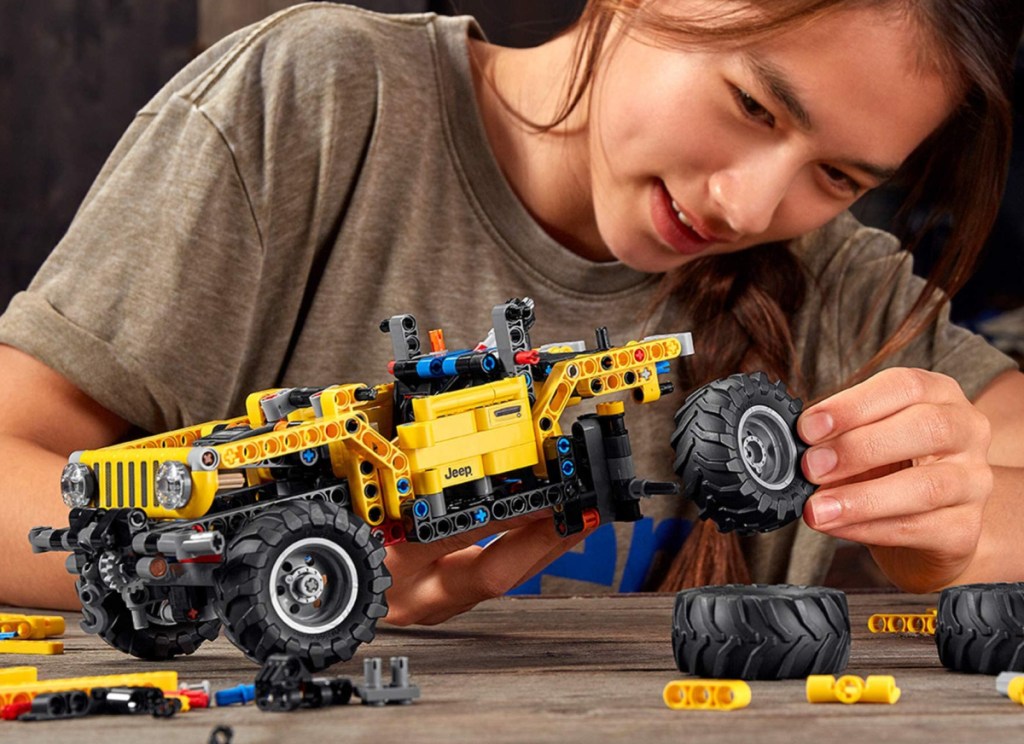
[996,672,1024,704]
[806,674,900,704]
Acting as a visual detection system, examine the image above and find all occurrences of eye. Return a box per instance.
[820,164,864,197]
[731,86,775,128]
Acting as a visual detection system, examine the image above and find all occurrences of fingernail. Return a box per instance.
[805,447,837,479]
[801,412,834,443]
[810,496,842,527]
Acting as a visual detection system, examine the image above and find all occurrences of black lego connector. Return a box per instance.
[18,690,91,721]
[255,653,353,712]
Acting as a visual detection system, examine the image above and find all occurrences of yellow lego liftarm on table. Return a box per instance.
[0,613,66,655]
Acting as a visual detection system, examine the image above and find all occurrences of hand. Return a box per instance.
[798,367,993,592]
[382,511,593,626]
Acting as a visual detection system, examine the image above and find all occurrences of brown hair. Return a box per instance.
[532,1,1023,589]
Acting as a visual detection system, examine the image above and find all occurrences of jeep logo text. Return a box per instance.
[444,465,474,480]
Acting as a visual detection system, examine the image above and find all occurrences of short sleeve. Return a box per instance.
[813,214,1018,400]
[0,5,385,432]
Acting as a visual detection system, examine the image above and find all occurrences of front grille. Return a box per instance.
[94,458,159,509]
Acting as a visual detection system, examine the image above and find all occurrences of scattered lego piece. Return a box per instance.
[867,609,936,635]
[18,690,91,721]
[91,686,181,718]
[806,675,901,704]
[181,680,212,698]
[0,613,66,640]
[254,653,352,712]
[209,725,234,744]
[673,585,850,680]
[0,701,31,721]
[936,583,1024,675]
[996,672,1024,703]
[0,639,63,655]
[174,688,209,709]
[215,684,255,707]
[0,669,177,707]
[9,686,184,722]
[354,657,420,706]
[662,680,751,711]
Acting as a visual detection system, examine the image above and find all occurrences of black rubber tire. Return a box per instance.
[214,500,391,671]
[935,582,1024,674]
[77,579,221,661]
[671,371,813,534]
[672,584,851,680]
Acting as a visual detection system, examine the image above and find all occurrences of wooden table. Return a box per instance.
[0,592,1019,743]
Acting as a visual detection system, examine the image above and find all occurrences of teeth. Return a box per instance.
[670,199,694,228]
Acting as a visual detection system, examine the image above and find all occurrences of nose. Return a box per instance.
[707,159,791,237]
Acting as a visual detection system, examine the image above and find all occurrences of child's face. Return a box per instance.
[586,4,955,272]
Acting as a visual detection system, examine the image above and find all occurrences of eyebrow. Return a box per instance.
[741,52,901,184]
[742,52,814,130]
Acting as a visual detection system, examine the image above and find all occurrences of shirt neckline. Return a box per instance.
[430,16,656,299]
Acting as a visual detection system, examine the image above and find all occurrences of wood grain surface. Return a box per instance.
[0,592,1018,743]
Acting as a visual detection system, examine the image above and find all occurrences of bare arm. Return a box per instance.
[0,345,132,609]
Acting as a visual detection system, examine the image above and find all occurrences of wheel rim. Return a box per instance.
[269,537,359,634]
[737,405,796,491]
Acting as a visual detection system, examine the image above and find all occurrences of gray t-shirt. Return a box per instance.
[0,4,1015,592]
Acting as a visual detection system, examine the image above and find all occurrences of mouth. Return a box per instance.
[669,198,697,231]
[650,180,716,257]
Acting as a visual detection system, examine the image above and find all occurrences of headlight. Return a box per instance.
[155,461,192,510]
[60,462,95,508]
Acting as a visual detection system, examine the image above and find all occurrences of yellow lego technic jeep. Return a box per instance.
[31,298,812,671]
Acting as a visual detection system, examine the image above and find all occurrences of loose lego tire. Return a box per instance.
[214,500,391,671]
[935,582,1024,674]
[671,371,813,533]
[672,584,851,680]
[76,580,221,661]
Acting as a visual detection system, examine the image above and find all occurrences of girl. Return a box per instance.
[0,1,1021,629]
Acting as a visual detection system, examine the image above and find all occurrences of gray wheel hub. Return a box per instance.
[737,405,797,491]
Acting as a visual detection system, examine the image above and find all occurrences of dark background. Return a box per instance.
[1,0,1021,324]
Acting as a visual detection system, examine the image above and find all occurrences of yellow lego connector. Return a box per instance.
[0,640,63,655]
[806,674,900,704]
[0,670,178,706]
[866,609,936,635]
[663,679,751,711]
[0,613,65,640]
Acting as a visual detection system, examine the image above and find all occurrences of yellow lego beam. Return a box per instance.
[0,640,64,655]
[0,670,178,706]
[867,609,936,635]
[662,679,751,711]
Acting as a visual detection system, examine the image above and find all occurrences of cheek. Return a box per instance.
[770,186,850,241]
[592,54,720,181]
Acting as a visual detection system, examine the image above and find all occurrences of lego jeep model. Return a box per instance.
[30,298,813,671]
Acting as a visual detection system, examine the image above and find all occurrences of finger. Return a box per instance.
[387,517,575,625]
[412,527,594,625]
[803,460,988,531]
[514,527,594,590]
[799,368,966,444]
[802,401,971,484]
[388,510,550,567]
